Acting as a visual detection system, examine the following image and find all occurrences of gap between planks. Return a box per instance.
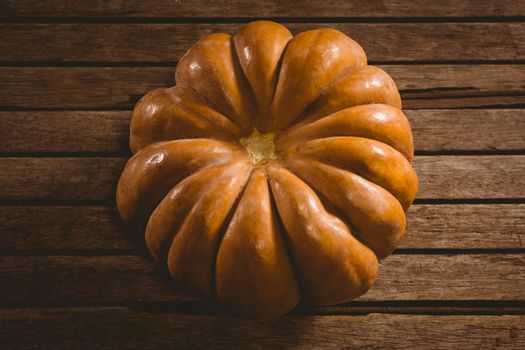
[0,301,524,317]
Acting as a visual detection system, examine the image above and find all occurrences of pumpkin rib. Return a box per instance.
[299,180,373,272]
[130,86,242,153]
[116,139,247,234]
[268,28,367,131]
[264,163,311,307]
[229,34,260,134]
[279,64,369,130]
[173,84,243,131]
[208,163,255,301]
[265,166,306,303]
[286,158,406,259]
[296,65,402,124]
[166,159,252,297]
[175,33,256,133]
[286,136,418,210]
[233,21,293,132]
[277,103,414,162]
[145,159,248,265]
[267,164,379,305]
[215,167,301,318]
[163,86,242,138]
[309,182,375,267]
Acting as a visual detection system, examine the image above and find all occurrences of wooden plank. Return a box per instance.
[413,155,525,198]
[1,66,523,110]
[0,206,131,251]
[0,0,523,18]
[408,109,525,152]
[2,109,524,153]
[404,204,525,249]
[2,23,524,62]
[1,204,523,251]
[0,67,171,110]
[1,310,523,350]
[0,158,126,201]
[0,156,523,200]
[0,254,523,303]
[0,111,131,153]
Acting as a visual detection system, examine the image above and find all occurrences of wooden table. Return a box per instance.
[1,1,524,348]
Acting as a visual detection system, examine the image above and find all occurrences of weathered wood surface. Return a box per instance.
[1,0,523,18]
[2,109,524,153]
[0,111,131,153]
[2,23,524,62]
[1,65,524,110]
[1,204,523,251]
[0,254,523,303]
[0,158,125,201]
[1,1,523,347]
[408,109,525,152]
[0,156,523,201]
[0,310,523,349]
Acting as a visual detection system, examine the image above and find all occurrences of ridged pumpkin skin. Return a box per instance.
[116,21,418,318]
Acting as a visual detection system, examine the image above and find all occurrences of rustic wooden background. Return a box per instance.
[1,1,524,348]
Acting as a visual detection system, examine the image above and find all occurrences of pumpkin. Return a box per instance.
[116,21,418,318]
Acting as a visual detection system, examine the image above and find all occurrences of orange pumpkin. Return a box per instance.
[116,21,418,318]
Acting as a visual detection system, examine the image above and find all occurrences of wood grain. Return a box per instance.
[1,65,524,110]
[408,109,525,152]
[2,23,524,62]
[0,67,171,110]
[0,111,131,153]
[404,204,525,249]
[0,0,523,347]
[0,206,131,251]
[1,0,523,18]
[0,158,125,201]
[0,254,523,303]
[2,109,524,153]
[0,310,523,350]
[1,204,523,251]
[1,156,523,200]
[413,155,525,198]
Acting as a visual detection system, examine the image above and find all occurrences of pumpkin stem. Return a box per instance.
[239,129,277,166]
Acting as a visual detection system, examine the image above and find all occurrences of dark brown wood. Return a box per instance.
[413,155,525,199]
[0,0,523,348]
[0,67,172,110]
[0,206,132,251]
[408,109,525,152]
[0,310,523,350]
[1,65,524,110]
[313,305,525,315]
[2,109,524,153]
[1,0,522,18]
[0,111,131,153]
[0,158,126,201]
[404,204,525,249]
[1,156,523,200]
[1,204,523,251]
[2,23,524,62]
[0,254,523,303]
